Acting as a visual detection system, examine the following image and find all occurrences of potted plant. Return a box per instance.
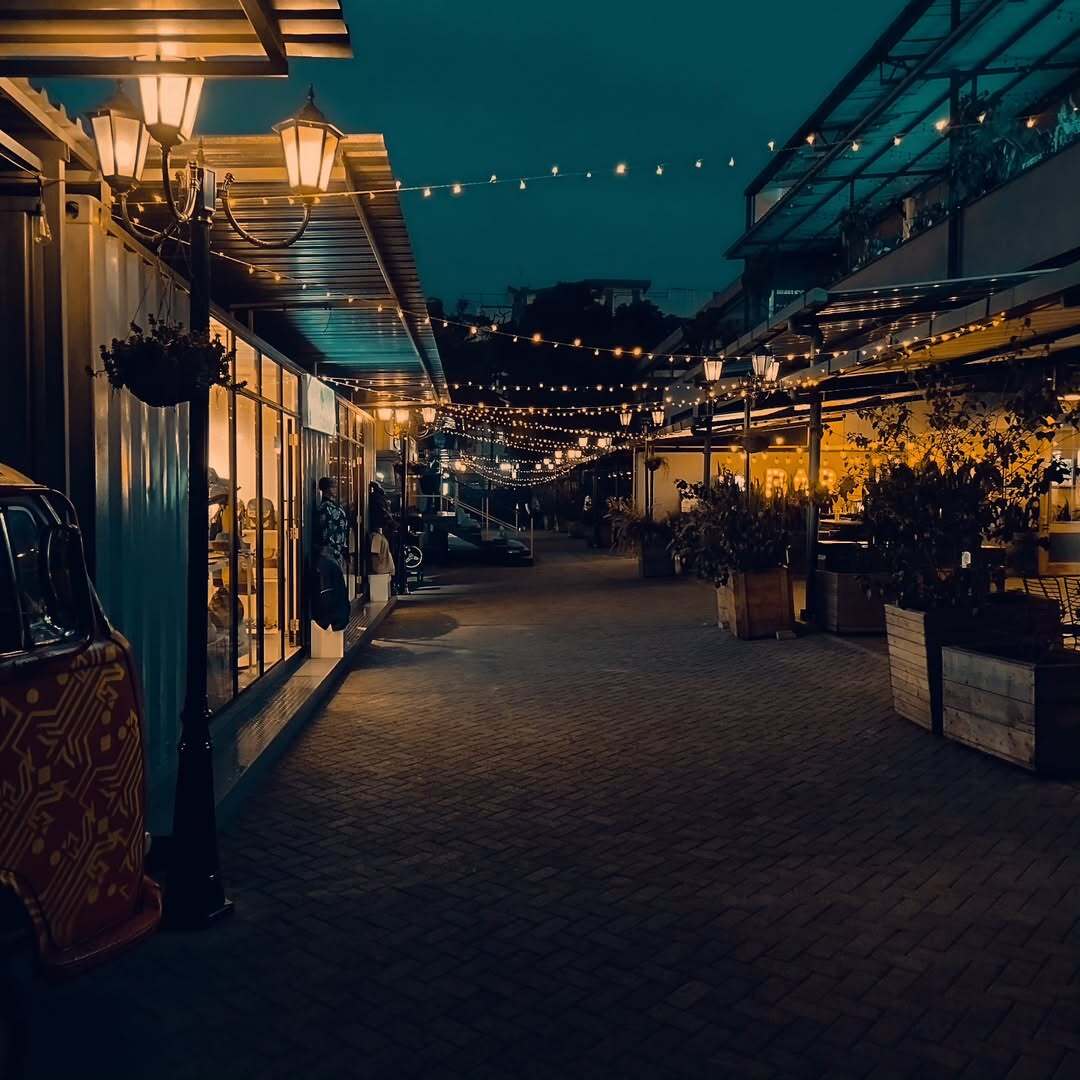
[852,370,1074,733]
[97,315,234,408]
[670,472,794,639]
[606,498,675,578]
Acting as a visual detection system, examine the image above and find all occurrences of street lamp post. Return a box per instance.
[701,358,723,492]
[89,76,343,929]
[169,164,231,928]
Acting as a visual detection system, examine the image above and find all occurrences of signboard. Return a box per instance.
[303,375,337,435]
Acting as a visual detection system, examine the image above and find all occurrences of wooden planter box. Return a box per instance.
[942,646,1080,775]
[639,542,674,578]
[717,567,794,640]
[885,606,978,734]
[815,571,886,634]
[886,595,1064,735]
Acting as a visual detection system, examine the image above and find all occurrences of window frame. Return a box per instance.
[0,493,95,658]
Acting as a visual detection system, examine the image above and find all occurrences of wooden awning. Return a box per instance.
[0,0,351,77]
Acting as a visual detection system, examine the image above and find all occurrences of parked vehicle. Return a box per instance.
[0,465,161,1076]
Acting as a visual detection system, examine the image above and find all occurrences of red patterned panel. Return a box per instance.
[0,634,148,962]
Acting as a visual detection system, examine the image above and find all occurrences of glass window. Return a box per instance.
[0,522,19,654]
[204,356,304,711]
[207,384,234,712]
[2,502,87,647]
[235,338,259,395]
[235,395,259,690]
[261,356,280,403]
[283,370,298,415]
[260,405,283,673]
[284,415,301,660]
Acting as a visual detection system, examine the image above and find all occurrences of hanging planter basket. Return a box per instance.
[97,316,235,408]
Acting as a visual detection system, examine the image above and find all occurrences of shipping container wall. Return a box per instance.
[66,201,190,832]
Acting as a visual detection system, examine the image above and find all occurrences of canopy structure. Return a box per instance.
[0,0,351,77]
[671,262,1080,438]
[132,134,447,403]
[730,0,1080,258]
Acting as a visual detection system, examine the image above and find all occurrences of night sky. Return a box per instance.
[47,0,896,315]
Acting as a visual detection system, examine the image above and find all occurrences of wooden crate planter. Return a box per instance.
[942,646,1080,775]
[815,571,887,634]
[884,606,977,735]
[638,542,674,578]
[885,596,1062,735]
[717,567,794,640]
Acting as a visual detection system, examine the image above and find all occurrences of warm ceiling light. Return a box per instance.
[618,409,633,428]
[88,85,151,192]
[421,406,437,424]
[273,87,343,195]
[934,117,950,133]
[394,408,410,424]
[703,357,724,383]
[138,69,203,147]
[375,406,394,421]
[651,408,666,426]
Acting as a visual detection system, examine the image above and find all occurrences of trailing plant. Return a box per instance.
[669,471,794,586]
[605,498,674,552]
[97,315,235,408]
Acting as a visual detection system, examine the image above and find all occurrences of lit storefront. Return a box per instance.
[206,321,305,711]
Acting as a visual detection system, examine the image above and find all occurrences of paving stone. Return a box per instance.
[24,536,1080,1078]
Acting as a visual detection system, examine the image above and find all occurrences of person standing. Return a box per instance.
[317,476,348,571]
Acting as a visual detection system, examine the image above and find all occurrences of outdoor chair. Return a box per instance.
[1022,576,1080,649]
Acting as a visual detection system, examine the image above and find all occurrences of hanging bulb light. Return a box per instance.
[31,200,52,246]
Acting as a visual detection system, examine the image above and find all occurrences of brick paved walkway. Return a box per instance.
[29,537,1080,1078]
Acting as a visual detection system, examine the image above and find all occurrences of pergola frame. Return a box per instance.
[0,0,351,78]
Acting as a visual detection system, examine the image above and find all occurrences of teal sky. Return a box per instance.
[46,0,898,315]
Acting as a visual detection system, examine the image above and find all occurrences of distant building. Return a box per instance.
[509,279,651,323]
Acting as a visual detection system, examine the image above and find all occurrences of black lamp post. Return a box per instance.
[743,354,781,500]
[89,77,343,929]
[701,358,724,490]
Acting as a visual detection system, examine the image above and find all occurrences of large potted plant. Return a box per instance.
[852,370,1073,733]
[606,498,675,578]
[98,316,234,408]
[670,472,794,639]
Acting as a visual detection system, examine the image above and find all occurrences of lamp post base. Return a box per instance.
[163,721,233,931]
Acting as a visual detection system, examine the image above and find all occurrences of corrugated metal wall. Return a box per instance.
[68,206,190,831]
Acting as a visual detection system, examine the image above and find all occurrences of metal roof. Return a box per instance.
[668,260,1080,436]
[0,76,98,169]
[729,0,1080,257]
[0,0,351,77]
[130,134,447,403]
